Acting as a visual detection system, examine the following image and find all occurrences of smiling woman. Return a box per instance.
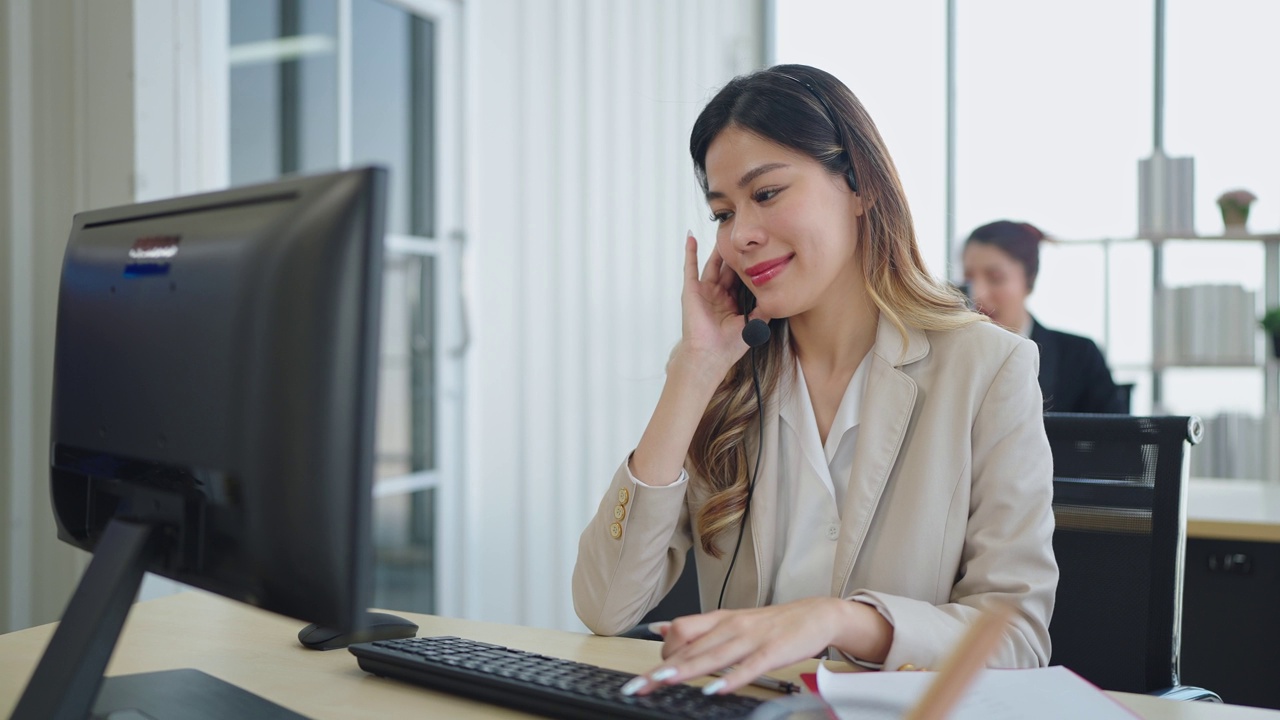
[572,64,1059,697]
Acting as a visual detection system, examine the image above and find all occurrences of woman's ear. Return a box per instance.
[850,191,871,217]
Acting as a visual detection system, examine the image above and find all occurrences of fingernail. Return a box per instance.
[702,678,727,695]
[620,676,648,696]
[648,621,671,636]
[650,667,678,682]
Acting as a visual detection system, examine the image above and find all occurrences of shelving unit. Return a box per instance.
[1057,232,1280,481]
[1144,233,1280,418]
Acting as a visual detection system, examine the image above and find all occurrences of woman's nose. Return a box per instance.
[728,207,766,250]
[969,281,992,307]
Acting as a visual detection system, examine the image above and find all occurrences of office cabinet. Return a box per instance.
[1181,537,1280,710]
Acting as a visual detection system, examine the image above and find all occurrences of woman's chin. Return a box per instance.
[751,302,786,322]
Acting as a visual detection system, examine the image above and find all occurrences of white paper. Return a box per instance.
[815,664,1140,720]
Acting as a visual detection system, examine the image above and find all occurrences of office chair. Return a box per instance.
[1045,413,1221,702]
[1115,382,1136,414]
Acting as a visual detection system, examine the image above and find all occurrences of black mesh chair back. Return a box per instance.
[1046,413,1216,700]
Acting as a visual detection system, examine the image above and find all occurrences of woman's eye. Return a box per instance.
[709,210,733,224]
[753,187,782,203]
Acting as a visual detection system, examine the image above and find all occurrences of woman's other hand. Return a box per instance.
[622,597,892,696]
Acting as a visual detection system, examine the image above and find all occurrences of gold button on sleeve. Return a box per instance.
[608,522,622,539]
[618,487,630,506]
[898,664,916,672]
[613,504,626,521]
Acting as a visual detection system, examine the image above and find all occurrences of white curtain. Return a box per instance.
[462,0,765,632]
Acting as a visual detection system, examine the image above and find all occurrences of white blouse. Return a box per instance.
[772,353,871,605]
[629,353,872,606]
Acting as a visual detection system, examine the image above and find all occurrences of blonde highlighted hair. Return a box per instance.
[687,64,984,557]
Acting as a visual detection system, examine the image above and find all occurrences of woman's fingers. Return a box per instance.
[633,634,752,696]
[657,612,721,659]
[621,600,845,698]
[683,232,699,287]
[717,258,738,294]
[700,244,724,286]
[702,649,780,694]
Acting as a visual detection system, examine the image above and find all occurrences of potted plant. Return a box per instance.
[1262,307,1280,358]
[1217,189,1257,233]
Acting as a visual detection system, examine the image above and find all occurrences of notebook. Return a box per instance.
[806,663,1140,720]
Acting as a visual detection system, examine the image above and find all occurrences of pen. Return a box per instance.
[712,668,801,694]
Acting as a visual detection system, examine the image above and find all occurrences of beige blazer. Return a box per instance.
[572,315,1057,671]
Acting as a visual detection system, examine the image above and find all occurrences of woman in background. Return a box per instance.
[962,220,1126,414]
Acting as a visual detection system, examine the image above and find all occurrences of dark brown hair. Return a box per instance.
[965,220,1046,290]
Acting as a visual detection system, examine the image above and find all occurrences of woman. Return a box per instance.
[572,65,1057,697]
[962,220,1126,414]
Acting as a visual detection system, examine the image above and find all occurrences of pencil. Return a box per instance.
[904,601,1015,720]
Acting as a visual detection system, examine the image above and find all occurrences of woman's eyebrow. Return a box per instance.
[705,162,790,201]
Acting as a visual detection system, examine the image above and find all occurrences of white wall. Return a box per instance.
[774,0,948,279]
[0,0,138,633]
[0,0,16,634]
[462,0,765,631]
[0,0,222,633]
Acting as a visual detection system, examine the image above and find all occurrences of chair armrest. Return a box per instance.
[1150,685,1223,702]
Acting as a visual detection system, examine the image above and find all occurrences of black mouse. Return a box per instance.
[298,611,419,651]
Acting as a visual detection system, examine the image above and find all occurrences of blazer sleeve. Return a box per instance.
[571,458,694,636]
[848,338,1058,670]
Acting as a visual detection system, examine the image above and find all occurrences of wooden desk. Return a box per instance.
[1,592,1278,719]
[1188,479,1280,543]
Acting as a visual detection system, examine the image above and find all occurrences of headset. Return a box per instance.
[775,72,858,194]
[715,71,859,610]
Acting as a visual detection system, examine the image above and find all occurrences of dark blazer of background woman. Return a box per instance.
[1030,318,1125,414]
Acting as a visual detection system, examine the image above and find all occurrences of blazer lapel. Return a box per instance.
[830,316,925,596]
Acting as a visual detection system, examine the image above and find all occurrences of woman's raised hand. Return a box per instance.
[627,232,768,487]
[678,233,763,376]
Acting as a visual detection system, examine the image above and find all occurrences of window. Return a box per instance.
[229,0,463,614]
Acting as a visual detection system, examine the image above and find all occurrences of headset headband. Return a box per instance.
[774,72,858,193]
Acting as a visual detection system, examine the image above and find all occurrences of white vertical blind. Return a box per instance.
[463,0,764,631]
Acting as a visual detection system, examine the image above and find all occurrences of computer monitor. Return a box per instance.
[13,167,387,719]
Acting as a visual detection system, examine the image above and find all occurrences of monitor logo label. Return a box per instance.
[125,235,180,276]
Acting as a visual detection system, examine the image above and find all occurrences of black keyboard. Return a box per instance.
[349,635,766,719]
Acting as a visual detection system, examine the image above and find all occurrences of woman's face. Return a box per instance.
[704,126,864,320]
[961,241,1031,330]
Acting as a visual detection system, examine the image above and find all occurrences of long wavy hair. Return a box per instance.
[687,64,983,557]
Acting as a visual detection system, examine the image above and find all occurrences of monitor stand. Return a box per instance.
[11,518,308,720]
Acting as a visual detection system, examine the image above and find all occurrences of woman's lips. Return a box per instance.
[745,254,793,286]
